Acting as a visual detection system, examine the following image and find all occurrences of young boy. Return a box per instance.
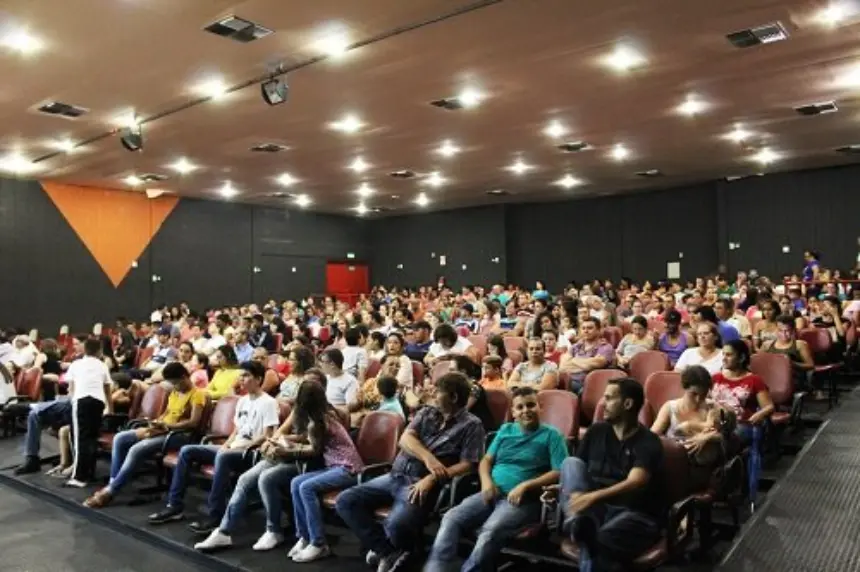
[375,375,405,420]
[479,355,506,391]
[425,386,567,572]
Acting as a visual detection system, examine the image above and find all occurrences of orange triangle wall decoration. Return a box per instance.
[40,182,179,287]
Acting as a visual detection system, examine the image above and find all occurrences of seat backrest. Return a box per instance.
[647,319,666,334]
[267,354,279,371]
[602,327,623,349]
[430,360,455,383]
[661,437,692,502]
[629,351,671,385]
[366,359,382,380]
[18,367,42,401]
[356,410,404,465]
[640,371,683,426]
[581,369,627,424]
[208,395,239,436]
[411,361,425,388]
[278,400,292,423]
[798,327,833,359]
[273,332,284,351]
[137,383,170,419]
[557,371,571,391]
[749,353,793,407]
[468,335,488,360]
[537,390,580,439]
[456,325,472,338]
[484,388,512,429]
[135,346,155,368]
[503,336,527,357]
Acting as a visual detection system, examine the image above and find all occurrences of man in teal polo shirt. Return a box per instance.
[425,386,568,572]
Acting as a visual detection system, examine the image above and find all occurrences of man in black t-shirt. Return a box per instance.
[558,377,664,572]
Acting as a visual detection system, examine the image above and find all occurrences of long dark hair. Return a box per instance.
[293,381,334,450]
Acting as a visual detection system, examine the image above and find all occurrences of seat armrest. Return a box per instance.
[160,429,196,455]
[127,418,150,430]
[101,413,129,432]
[814,363,840,373]
[200,434,230,445]
[358,462,392,484]
[667,496,695,551]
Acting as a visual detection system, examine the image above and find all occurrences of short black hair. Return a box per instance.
[715,297,734,311]
[511,386,537,400]
[303,367,327,389]
[680,365,712,392]
[345,327,362,346]
[630,315,648,329]
[239,360,266,380]
[111,372,132,390]
[436,371,471,409]
[665,309,682,325]
[217,344,238,366]
[83,338,101,356]
[433,324,458,346]
[695,305,719,325]
[162,362,190,382]
[376,375,398,399]
[608,377,644,414]
[321,347,344,369]
[370,331,385,347]
[775,314,796,329]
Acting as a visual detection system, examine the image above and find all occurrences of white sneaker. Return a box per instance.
[292,543,331,563]
[288,538,309,558]
[194,529,232,552]
[252,531,284,551]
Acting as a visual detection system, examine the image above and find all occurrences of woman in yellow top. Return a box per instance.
[84,362,205,508]
[207,345,242,399]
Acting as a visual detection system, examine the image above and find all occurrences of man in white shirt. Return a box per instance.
[318,348,358,413]
[148,360,279,533]
[67,338,113,487]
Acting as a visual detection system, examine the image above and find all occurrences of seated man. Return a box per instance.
[84,363,205,508]
[426,386,567,572]
[558,377,665,572]
[336,372,485,572]
[131,327,177,381]
[148,361,279,532]
[559,318,614,394]
[14,399,73,475]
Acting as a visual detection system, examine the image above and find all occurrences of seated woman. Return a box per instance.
[486,335,514,379]
[384,331,415,391]
[710,340,774,509]
[278,345,315,404]
[34,338,65,401]
[616,315,655,369]
[753,301,780,351]
[350,354,402,428]
[761,315,817,399]
[195,378,363,556]
[84,363,205,508]
[250,347,282,395]
[507,338,558,391]
[674,322,723,375]
[189,352,210,389]
[206,345,242,399]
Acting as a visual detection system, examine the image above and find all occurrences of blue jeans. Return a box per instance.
[108,430,188,495]
[335,473,437,557]
[165,444,247,518]
[219,460,299,534]
[25,400,72,457]
[291,466,356,546]
[426,491,541,572]
[560,458,660,572]
[737,423,764,504]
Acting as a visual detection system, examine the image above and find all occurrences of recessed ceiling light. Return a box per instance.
[752,147,779,165]
[610,144,630,161]
[544,120,568,138]
[1,30,44,55]
[677,95,708,116]
[414,193,430,207]
[169,157,197,175]
[294,194,312,208]
[348,156,370,173]
[123,175,144,186]
[602,44,646,72]
[355,203,369,216]
[113,111,140,129]
[424,171,447,188]
[436,140,461,158]
[814,2,858,26]
[329,113,364,134]
[0,153,38,174]
[724,124,753,143]
[554,174,583,189]
[219,181,239,198]
[314,25,351,58]
[51,138,77,152]
[356,182,375,198]
[276,172,297,187]
[456,87,484,109]
[506,158,533,175]
[194,77,229,99]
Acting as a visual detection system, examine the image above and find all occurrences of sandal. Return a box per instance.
[83,489,113,508]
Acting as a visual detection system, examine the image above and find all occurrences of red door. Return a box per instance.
[326,262,369,301]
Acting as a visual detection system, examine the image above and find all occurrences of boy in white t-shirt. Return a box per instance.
[341,327,369,383]
[148,360,279,533]
[318,348,359,412]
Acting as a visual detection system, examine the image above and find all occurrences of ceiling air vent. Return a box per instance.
[36,101,89,119]
[429,97,465,111]
[635,169,663,178]
[557,141,590,153]
[139,173,168,183]
[204,15,273,43]
[486,189,509,196]
[389,169,416,179]
[268,191,296,199]
[835,144,860,154]
[726,21,788,48]
[250,143,289,153]
[794,101,838,116]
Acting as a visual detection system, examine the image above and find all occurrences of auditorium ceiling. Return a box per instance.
[2,0,860,214]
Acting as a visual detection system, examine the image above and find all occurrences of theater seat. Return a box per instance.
[484,389,512,430]
[366,359,382,380]
[162,396,239,474]
[629,351,670,386]
[99,383,168,454]
[639,371,683,427]
[578,369,626,439]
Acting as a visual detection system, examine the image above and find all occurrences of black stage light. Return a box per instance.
[261,78,288,106]
[120,124,143,152]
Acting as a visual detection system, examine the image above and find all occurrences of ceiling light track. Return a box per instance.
[30,0,506,165]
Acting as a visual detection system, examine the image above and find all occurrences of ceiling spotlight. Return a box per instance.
[506,158,533,175]
[752,147,779,165]
[355,203,369,216]
[356,182,376,198]
[544,120,569,138]
[555,174,583,189]
[602,44,647,72]
[52,138,77,152]
[123,175,144,186]
[0,153,38,174]
[294,194,312,208]
[436,140,461,158]
[330,113,364,134]
[169,157,197,175]
[725,125,753,143]
[276,172,297,187]
[677,95,708,116]
[219,181,239,198]
[261,77,289,105]
[348,156,370,173]
[114,111,140,129]
[1,30,44,55]
[415,193,430,207]
[119,124,143,152]
[424,171,447,187]
[194,77,229,99]
[315,27,351,58]
[610,144,630,161]
[456,87,484,109]
[815,2,858,26]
